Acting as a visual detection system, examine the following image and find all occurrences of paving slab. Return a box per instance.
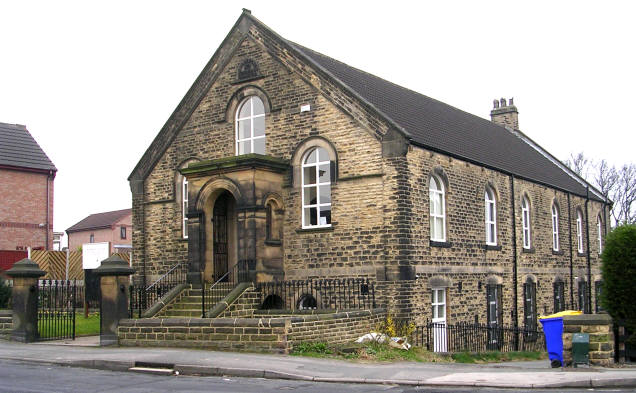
[1,338,635,388]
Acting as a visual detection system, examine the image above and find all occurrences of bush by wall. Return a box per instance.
[600,224,636,343]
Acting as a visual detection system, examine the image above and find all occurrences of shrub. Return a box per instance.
[375,314,415,338]
[600,224,636,342]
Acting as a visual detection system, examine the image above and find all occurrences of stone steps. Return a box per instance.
[155,285,243,318]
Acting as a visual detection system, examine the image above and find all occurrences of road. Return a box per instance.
[0,359,632,393]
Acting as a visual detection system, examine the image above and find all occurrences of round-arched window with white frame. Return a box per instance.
[429,175,446,242]
[485,187,497,245]
[301,147,331,228]
[235,96,265,155]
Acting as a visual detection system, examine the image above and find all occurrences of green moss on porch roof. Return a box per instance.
[180,154,289,175]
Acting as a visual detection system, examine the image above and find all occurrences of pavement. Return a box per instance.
[1,336,635,389]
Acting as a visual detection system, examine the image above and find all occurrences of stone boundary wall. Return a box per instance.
[118,317,290,353]
[117,308,385,353]
[563,314,613,367]
[289,308,385,346]
[0,310,11,339]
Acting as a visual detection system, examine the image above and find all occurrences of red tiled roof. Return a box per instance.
[66,208,131,233]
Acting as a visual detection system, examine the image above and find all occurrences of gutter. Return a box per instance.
[408,140,603,202]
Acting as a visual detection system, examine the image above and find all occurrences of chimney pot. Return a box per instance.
[493,99,499,109]
[490,97,519,130]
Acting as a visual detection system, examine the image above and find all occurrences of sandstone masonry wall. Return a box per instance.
[563,314,614,367]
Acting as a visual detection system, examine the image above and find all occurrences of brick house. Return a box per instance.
[0,122,56,253]
[66,208,132,254]
[128,11,609,330]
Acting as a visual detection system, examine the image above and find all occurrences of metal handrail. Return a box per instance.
[202,261,249,317]
[146,262,186,291]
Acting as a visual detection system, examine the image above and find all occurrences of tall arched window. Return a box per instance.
[576,210,584,253]
[485,187,496,245]
[302,147,331,228]
[182,177,188,239]
[521,196,531,249]
[429,175,446,242]
[597,215,603,254]
[235,96,265,155]
[551,203,559,251]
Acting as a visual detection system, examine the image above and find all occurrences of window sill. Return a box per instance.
[552,249,564,256]
[179,237,188,242]
[522,247,535,254]
[296,226,334,234]
[430,240,452,248]
[484,244,502,251]
[577,252,587,257]
[265,239,282,246]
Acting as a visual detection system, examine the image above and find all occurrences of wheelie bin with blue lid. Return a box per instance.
[539,310,582,368]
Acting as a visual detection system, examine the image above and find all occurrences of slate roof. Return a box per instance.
[130,11,602,201]
[286,42,596,199]
[66,209,132,233]
[0,122,56,172]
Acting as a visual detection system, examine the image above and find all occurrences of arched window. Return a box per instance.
[235,96,265,155]
[302,147,331,228]
[576,210,584,253]
[485,187,496,245]
[429,175,446,242]
[597,215,603,254]
[551,203,559,251]
[182,177,188,239]
[521,196,531,249]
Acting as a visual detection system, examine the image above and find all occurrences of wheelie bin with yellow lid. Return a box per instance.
[539,310,583,368]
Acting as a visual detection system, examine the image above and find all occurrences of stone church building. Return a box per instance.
[129,10,609,330]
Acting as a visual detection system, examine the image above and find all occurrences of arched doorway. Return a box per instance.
[213,192,229,281]
[202,190,237,283]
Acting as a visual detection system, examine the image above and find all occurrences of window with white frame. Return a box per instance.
[485,187,496,245]
[551,203,559,251]
[576,210,583,253]
[235,96,265,155]
[429,175,446,242]
[301,147,331,228]
[521,196,531,249]
[431,288,446,322]
[182,177,189,239]
[597,215,603,253]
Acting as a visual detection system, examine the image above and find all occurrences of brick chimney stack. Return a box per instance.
[490,97,519,130]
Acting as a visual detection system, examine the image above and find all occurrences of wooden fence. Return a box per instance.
[30,251,130,280]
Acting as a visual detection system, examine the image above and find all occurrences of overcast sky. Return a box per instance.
[1,1,634,246]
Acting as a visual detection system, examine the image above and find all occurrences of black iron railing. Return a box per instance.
[129,262,187,318]
[202,260,249,317]
[413,321,545,353]
[256,278,375,311]
[37,279,76,341]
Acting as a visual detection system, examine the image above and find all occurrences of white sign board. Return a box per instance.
[83,242,109,269]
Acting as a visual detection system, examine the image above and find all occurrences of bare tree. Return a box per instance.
[564,153,636,226]
[612,164,636,225]
[594,159,618,199]
[565,152,591,179]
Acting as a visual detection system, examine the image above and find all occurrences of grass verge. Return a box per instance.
[291,341,546,363]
